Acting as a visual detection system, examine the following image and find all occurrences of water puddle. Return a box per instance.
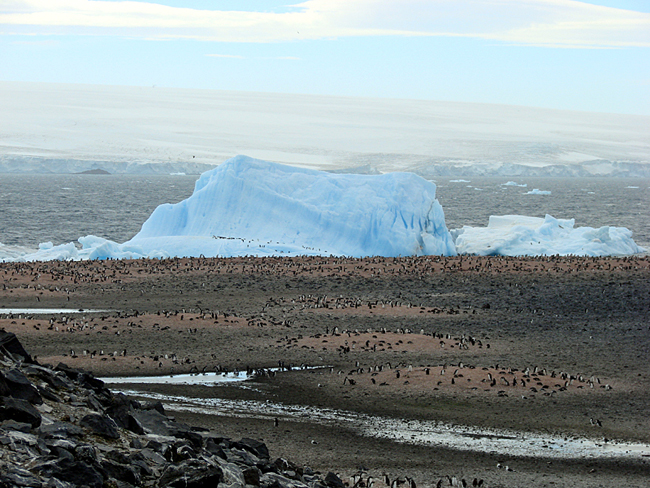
[113,388,650,461]
[103,371,249,385]
[0,308,108,315]
[102,366,326,386]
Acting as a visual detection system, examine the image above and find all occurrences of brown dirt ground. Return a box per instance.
[1,255,649,487]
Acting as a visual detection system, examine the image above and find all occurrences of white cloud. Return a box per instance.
[1,0,649,48]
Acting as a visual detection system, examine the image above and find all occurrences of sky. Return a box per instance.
[1,0,649,115]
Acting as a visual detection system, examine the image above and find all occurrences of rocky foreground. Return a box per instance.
[0,329,355,488]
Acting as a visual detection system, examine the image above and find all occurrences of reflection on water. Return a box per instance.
[114,388,650,461]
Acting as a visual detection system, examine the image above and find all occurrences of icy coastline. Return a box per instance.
[1,156,645,261]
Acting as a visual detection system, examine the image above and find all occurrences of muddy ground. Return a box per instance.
[1,255,649,487]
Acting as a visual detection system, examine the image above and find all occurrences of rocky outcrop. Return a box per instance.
[0,329,345,488]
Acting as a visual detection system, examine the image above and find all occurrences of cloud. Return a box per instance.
[1,0,649,48]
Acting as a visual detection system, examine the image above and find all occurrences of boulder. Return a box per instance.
[79,413,120,439]
[158,460,223,488]
[0,329,33,363]
[132,408,191,437]
[0,419,33,433]
[0,465,43,488]
[39,421,85,439]
[101,458,141,486]
[35,459,104,488]
[106,403,146,435]
[324,472,346,488]
[2,368,43,404]
[0,397,42,427]
[234,437,270,460]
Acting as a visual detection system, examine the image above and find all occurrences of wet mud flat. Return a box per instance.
[1,255,650,487]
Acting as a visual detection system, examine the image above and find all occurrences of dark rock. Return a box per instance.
[130,457,155,477]
[39,421,84,438]
[44,371,76,391]
[205,438,227,459]
[84,391,106,412]
[179,429,204,449]
[50,445,75,461]
[273,457,302,476]
[139,447,167,465]
[142,400,165,415]
[0,372,9,397]
[79,413,120,439]
[220,460,248,486]
[144,439,166,453]
[45,438,77,451]
[243,466,262,485]
[0,397,42,427]
[105,448,131,465]
[324,472,346,488]
[37,384,64,403]
[74,444,98,464]
[228,447,262,467]
[1,419,33,432]
[0,465,43,487]
[171,440,196,462]
[262,472,308,488]
[235,437,270,460]
[77,372,106,392]
[129,437,143,449]
[131,408,191,437]
[2,369,43,404]
[106,403,145,435]
[35,459,104,488]
[0,329,34,363]
[54,363,82,380]
[101,458,141,486]
[159,460,223,488]
[44,477,76,488]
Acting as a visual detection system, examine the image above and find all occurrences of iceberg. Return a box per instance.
[7,156,456,260]
[526,188,552,195]
[452,215,645,257]
[127,156,456,258]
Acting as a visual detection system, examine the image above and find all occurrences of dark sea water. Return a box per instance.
[0,174,648,252]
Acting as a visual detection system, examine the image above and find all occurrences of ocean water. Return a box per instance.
[0,174,648,252]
